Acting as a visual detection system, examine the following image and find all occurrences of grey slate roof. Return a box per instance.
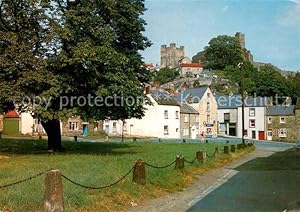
[266,105,295,116]
[175,86,209,103]
[180,103,199,114]
[215,95,241,109]
[215,95,270,109]
[151,90,180,106]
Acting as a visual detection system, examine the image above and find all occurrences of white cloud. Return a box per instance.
[278,1,300,27]
[222,5,229,12]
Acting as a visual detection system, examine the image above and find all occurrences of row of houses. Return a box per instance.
[1,86,299,142]
[103,86,300,142]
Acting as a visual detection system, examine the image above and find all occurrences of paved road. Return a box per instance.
[131,142,300,212]
[188,144,300,212]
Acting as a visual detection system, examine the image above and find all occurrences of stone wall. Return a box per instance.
[180,113,199,139]
[267,115,297,142]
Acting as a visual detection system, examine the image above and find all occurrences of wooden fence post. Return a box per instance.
[230,145,236,153]
[179,155,184,169]
[196,151,206,163]
[105,135,109,143]
[175,155,184,170]
[224,146,229,154]
[132,160,145,185]
[44,169,64,212]
[215,146,220,156]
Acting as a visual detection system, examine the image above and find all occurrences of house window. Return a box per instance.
[280,117,286,123]
[207,114,211,123]
[164,110,168,119]
[243,129,248,136]
[183,128,188,136]
[278,128,287,137]
[267,130,272,137]
[224,113,230,122]
[175,111,179,119]
[207,102,210,111]
[176,128,179,133]
[184,115,188,122]
[249,108,255,116]
[268,117,272,124]
[207,92,211,98]
[164,125,169,135]
[113,122,117,128]
[69,122,78,131]
[249,119,255,128]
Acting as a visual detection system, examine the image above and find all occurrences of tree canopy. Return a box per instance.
[153,67,179,85]
[203,35,243,70]
[0,0,151,150]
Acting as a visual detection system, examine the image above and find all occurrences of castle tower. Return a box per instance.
[160,43,185,68]
[235,32,245,49]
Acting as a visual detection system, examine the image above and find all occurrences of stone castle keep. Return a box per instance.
[161,43,184,68]
[235,32,253,63]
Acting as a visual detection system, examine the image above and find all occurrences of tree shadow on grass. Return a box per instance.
[0,139,141,155]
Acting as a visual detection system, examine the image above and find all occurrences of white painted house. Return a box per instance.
[215,95,239,136]
[237,97,269,140]
[104,90,181,138]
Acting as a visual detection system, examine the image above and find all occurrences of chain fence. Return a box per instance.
[183,157,197,164]
[0,170,48,189]
[207,149,217,158]
[0,144,243,190]
[61,165,135,190]
[144,160,176,169]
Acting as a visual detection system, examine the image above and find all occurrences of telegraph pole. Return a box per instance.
[238,62,245,144]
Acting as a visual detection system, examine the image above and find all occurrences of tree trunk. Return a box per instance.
[42,119,62,151]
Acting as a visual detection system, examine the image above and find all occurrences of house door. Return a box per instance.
[83,124,89,137]
[267,130,272,141]
[252,130,256,139]
[191,126,197,139]
[105,125,109,134]
[258,131,265,140]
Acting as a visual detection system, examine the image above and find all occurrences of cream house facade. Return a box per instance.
[176,86,218,138]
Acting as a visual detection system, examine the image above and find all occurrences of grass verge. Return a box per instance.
[0,139,254,211]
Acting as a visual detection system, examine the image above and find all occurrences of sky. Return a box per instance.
[141,0,300,71]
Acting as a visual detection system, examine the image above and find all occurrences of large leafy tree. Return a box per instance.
[252,64,290,98]
[153,67,179,85]
[0,0,151,150]
[204,35,243,70]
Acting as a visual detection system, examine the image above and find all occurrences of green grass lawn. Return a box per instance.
[0,139,254,211]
